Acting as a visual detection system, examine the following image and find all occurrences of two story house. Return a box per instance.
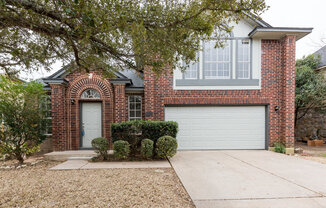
[43,16,312,154]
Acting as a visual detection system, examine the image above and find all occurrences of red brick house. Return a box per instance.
[43,17,312,154]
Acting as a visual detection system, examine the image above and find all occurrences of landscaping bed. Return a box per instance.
[0,158,194,208]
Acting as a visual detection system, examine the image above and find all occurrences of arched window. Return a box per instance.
[81,89,100,99]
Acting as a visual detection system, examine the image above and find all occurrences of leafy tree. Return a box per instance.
[0,0,267,76]
[295,54,326,126]
[0,76,47,163]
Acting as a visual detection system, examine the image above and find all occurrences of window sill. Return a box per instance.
[175,79,259,86]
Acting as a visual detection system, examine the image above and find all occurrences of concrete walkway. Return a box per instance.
[50,159,171,170]
[170,150,326,208]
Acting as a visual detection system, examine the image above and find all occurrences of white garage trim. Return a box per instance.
[165,105,269,150]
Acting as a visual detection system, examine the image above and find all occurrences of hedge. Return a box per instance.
[111,120,178,145]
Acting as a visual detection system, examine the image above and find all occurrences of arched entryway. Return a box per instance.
[67,75,114,150]
[79,89,102,148]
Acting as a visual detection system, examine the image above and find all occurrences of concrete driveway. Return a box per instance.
[170,150,326,208]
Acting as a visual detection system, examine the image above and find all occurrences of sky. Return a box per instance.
[21,0,326,80]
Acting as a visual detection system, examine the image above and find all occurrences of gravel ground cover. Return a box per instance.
[0,160,194,208]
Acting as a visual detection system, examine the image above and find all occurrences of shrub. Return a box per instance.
[156,136,178,159]
[274,142,286,154]
[113,140,130,159]
[111,120,143,153]
[142,121,178,143]
[111,120,178,144]
[91,137,109,160]
[140,139,154,159]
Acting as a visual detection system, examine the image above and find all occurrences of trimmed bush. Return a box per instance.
[140,139,154,159]
[91,137,109,160]
[111,120,178,144]
[156,136,178,159]
[113,140,130,159]
[142,121,178,143]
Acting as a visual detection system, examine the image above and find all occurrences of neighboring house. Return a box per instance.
[295,45,326,141]
[314,45,326,74]
[43,17,312,154]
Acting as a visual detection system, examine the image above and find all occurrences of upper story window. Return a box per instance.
[81,89,100,99]
[237,39,251,79]
[183,57,199,79]
[129,96,142,120]
[203,40,231,79]
[180,38,253,82]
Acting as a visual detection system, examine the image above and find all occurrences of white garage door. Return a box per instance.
[165,106,266,150]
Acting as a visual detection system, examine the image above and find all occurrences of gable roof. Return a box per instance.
[43,66,144,90]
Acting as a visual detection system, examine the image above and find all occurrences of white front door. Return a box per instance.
[165,106,266,150]
[81,102,102,148]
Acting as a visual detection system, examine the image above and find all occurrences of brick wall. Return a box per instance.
[49,37,296,150]
[144,36,296,148]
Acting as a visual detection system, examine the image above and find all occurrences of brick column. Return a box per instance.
[281,35,296,153]
[114,84,126,122]
[50,84,67,151]
[143,70,155,120]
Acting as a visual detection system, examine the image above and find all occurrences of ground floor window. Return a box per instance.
[128,96,142,120]
[42,94,52,135]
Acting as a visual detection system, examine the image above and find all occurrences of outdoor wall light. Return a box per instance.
[71,99,75,105]
[274,105,280,112]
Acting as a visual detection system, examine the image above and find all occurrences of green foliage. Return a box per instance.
[0,0,267,76]
[274,142,286,154]
[295,55,326,125]
[0,76,46,163]
[113,140,130,159]
[142,121,178,143]
[140,139,154,159]
[111,120,178,145]
[156,136,178,159]
[91,137,109,160]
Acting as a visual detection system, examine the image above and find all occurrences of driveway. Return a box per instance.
[170,150,326,208]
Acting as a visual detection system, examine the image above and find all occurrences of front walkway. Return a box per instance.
[170,150,326,208]
[51,159,171,170]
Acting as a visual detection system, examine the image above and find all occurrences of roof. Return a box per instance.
[249,27,313,41]
[313,45,326,69]
[43,67,144,90]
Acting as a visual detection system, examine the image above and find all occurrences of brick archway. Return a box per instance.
[66,75,114,150]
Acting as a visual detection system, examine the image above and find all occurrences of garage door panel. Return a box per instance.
[165,106,266,150]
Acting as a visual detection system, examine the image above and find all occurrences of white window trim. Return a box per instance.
[128,95,142,121]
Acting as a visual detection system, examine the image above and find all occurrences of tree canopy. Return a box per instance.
[0,76,47,163]
[0,0,267,77]
[295,54,326,126]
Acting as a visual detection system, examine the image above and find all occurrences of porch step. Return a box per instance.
[44,150,97,161]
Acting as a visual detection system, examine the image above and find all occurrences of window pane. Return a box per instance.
[136,110,141,117]
[237,39,250,79]
[183,53,199,79]
[130,103,135,110]
[204,40,231,79]
[130,110,135,117]
[129,96,142,120]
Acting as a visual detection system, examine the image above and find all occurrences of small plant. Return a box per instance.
[91,137,109,160]
[140,139,154,159]
[156,136,178,159]
[274,142,286,154]
[113,140,130,159]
